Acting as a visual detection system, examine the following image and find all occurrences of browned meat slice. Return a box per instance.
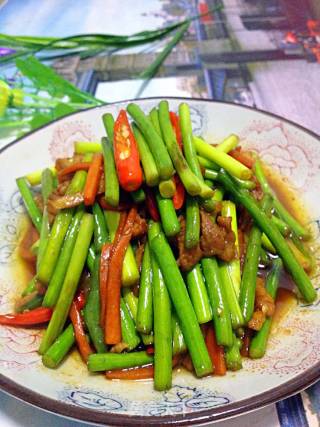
[200,211,236,262]
[55,154,85,172]
[251,183,264,202]
[248,309,265,331]
[248,277,275,331]
[56,180,71,196]
[47,172,104,215]
[255,277,275,317]
[176,216,202,271]
[132,213,148,238]
[216,215,232,231]
[55,157,73,172]
[48,192,84,213]
[238,206,253,233]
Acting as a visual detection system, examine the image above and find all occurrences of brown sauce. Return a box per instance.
[263,162,309,226]
[271,288,297,332]
[261,162,315,324]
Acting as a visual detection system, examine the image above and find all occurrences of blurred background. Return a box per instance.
[1,0,320,133]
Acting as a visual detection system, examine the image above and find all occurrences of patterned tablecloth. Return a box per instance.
[0,0,320,426]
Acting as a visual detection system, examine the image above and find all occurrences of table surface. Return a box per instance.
[1,0,320,426]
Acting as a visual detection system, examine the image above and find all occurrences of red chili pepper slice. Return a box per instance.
[113,110,143,192]
[172,175,185,210]
[145,188,160,221]
[0,307,52,326]
[169,111,183,150]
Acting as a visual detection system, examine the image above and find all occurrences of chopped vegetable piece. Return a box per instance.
[88,351,153,372]
[205,326,226,376]
[42,324,75,369]
[193,136,252,180]
[105,208,137,344]
[127,103,174,180]
[70,300,93,362]
[149,229,213,377]
[113,110,143,192]
[39,213,94,354]
[0,307,52,326]
[101,137,120,207]
[16,177,42,232]
[84,256,107,353]
[217,169,316,303]
[84,153,103,206]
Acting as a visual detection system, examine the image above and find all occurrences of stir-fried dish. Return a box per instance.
[4,100,316,391]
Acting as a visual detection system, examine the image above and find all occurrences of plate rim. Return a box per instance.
[0,96,319,426]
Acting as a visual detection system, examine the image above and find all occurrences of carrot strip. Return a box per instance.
[84,153,103,206]
[105,208,137,345]
[69,301,93,362]
[74,289,86,311]
[106,354,182,380]
[106,364,154,380]
[99,243,113,328]
[205,326,226,376]
[229,148,255,169]
[58,162,91,178]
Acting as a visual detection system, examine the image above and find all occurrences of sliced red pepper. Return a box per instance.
[0,307,52,326]
[106,364,154,380]
[84,153,103,206]
[145,188,160,221]
[172,175,185,210]
[113,110,143,192]
[169,111,183,149]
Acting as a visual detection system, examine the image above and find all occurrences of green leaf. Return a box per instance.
[51,102,77,119]
[30,112,52,129]
[15,56,103,105]
[136,22,189,97]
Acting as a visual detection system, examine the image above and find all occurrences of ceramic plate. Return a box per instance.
[0,98,319,426]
